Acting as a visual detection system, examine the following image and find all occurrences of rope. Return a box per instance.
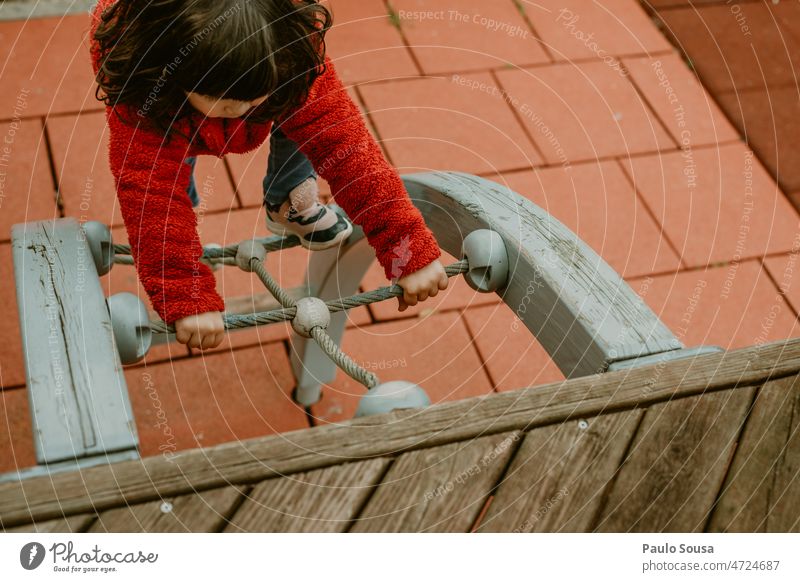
[113,235,300,263]
[147,256,469,390]
[148,259,469,334]
[310,327,378,388]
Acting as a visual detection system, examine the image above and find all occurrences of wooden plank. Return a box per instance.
[11,218,137,463]
[595,387,755,532]
[709,374,800,532]
[351,432,520,532]
[90,487,243,533]
[403,172,681,377]
[478,411,642,532]
[0,337,797,527]
[225,459,388,532]
[5,514,94,533]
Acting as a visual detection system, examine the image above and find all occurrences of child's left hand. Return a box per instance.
[396,260,449,312]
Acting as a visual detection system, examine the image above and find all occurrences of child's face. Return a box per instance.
[185,92,268,118]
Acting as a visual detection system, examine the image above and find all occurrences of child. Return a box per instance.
[90,0,447,350]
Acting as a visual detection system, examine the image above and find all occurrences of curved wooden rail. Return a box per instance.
[290,171,685,405]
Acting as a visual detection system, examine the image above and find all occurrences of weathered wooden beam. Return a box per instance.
[0,337,798,528]
[10,218,138,465]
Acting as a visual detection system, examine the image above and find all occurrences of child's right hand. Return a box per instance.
[174,311,225,350]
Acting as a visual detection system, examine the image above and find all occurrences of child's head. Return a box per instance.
[95,0,331,132]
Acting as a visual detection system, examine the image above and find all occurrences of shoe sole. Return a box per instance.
[266,216,353,251]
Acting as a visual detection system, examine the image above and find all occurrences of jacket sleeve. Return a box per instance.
[106,109,225,323]
[279,58,441,281]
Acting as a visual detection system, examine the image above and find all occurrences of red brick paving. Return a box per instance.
[649,0,800,204]
[0,118,57,244]
[1,0,799,470]
[462,304,564,392]
[624,53,739,148]
[0,244,25,389]
[525,0,672,61]
[0,387,35,473]
[656,2,800,94]
[326,0,419,83]
[359,72,541,174]
[629,259,800,350]
[499,160,682,278]
[124,343,306,456]
[717,87,800,196]
[391,0,550,74]
[496,61,674,163]
[621,143,800,268]
[310,311,493,424]
[0,15,100,120]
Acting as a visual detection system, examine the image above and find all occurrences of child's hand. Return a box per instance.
[396,260,449,312]
[174,311,225,349]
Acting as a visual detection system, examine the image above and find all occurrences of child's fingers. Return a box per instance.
[428,286,439,298]
[175,327,191,344]
[187,332,202,349]
[417,290,429,302]
[397,296,407,312]
[403,288,418,307]
[438,273,449,290]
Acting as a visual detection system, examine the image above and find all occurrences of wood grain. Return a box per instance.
[1,338,797,528]
[89,487,243,533]
[352,432,520,532]
[709,374,800,532]
[4,514,94,533]
[403,172,681,378]
[225,459,388,532]
[11,218,137,464]
[595,388,755,532]
[478,411,642,532]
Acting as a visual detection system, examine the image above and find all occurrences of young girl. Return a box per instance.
[90,0,447,350]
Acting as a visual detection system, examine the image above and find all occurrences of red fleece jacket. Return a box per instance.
[90,1,441,324]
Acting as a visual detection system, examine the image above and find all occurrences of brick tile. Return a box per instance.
[525,0,671,61]
[621,143,800,268]
[124,343,306,456]
[0,118,57,243]
[392,0,549,74]
[0,15,100,119]
[0,244,25,388]
[310,311,493,423]
[717,87,800,195]
[496,61,674,164]
[326,0,418,83]
[47,112,119,225]
[359,73,541,174]
[657,4,800,93]
[361,249,499,322]
[648,0,746,7]
[624,54,738,148]
[0,387,36,473]
[764,251,800,319]
[499,161,681,278]
[630,260,800,350]
[462,304,564,392]
[226,141,269,208]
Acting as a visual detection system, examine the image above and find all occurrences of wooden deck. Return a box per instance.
[2,337,799,533]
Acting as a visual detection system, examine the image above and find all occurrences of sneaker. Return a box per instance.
[265,179,353,250]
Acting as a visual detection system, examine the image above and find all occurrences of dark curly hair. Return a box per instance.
[94,0,331,137]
